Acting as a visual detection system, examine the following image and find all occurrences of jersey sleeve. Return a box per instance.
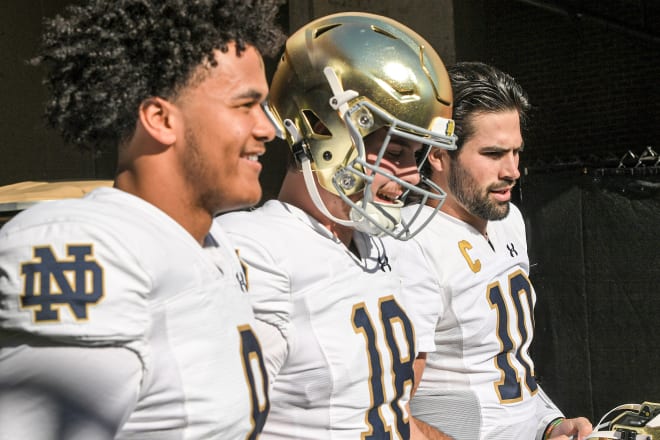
[0,209,151,345]
[388,237,445,354]
[252,318,288,386]
[217,213,294,377]
[508,203,530,254]
[0,342,142,440]
[533,386,565,440]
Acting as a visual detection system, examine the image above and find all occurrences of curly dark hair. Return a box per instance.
[33,0,286,151]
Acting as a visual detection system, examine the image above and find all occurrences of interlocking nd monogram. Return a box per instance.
[20,245,104,322]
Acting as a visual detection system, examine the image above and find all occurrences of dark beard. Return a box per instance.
[448,157,511,221]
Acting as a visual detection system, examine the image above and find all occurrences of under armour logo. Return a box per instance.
[506,243,518,257]
[379,255,391,272]
[20,245,104,322]
[235,249,249,292]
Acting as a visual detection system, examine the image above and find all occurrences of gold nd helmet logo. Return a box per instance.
[20,245,104,323]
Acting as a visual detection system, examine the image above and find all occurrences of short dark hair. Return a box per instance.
[33,0,286,151]
[448,61,531,154]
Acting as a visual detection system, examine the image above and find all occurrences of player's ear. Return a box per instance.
[137,97,178,146]
[427,147,449,173]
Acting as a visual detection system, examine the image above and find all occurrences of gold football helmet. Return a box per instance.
[587,402,660,439]
[266,12,456,239]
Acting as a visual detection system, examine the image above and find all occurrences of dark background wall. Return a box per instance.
[523,171,660,424]
[1,0,658,426]
[455,0,660,166]
[0,0,116,185]
[5,1,657,195]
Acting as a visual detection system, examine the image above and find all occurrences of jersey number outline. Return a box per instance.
[352,296,415,439]
[486,270,538,403]
[238,325,270,439]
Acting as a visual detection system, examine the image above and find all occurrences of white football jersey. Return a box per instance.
[407,204,563,440]
[0,187,268,440]
[217,200,441,440]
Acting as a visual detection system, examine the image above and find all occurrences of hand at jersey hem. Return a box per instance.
[548,417,593,440]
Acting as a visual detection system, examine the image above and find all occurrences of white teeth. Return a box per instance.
[247,154,259,161]
[377,192,398,202]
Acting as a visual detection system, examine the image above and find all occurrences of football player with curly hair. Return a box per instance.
[0,1,285,439]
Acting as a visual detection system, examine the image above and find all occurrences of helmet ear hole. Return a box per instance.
[302,110,332,137]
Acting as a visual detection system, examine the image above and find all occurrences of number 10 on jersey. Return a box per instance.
[487,270,538,403]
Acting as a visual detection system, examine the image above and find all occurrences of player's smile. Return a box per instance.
[241,149,265,170]
[375,187,403,203]
[364,129,423,208]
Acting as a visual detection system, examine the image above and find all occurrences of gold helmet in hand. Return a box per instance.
[587,402,660,440]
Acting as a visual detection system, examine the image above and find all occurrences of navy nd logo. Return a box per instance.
[20,245,104,322]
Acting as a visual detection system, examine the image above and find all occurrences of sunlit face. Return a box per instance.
[174,43,275,215]
[363,127,422,204]
[448,110,523,222]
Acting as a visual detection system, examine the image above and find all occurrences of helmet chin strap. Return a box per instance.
[300,157,358,229]
[281,67,407,237]
[283,119,355,230]
[283,119,401,235]
[322,66,405,236]
[349,199,403,236]
[300,148,404,236]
